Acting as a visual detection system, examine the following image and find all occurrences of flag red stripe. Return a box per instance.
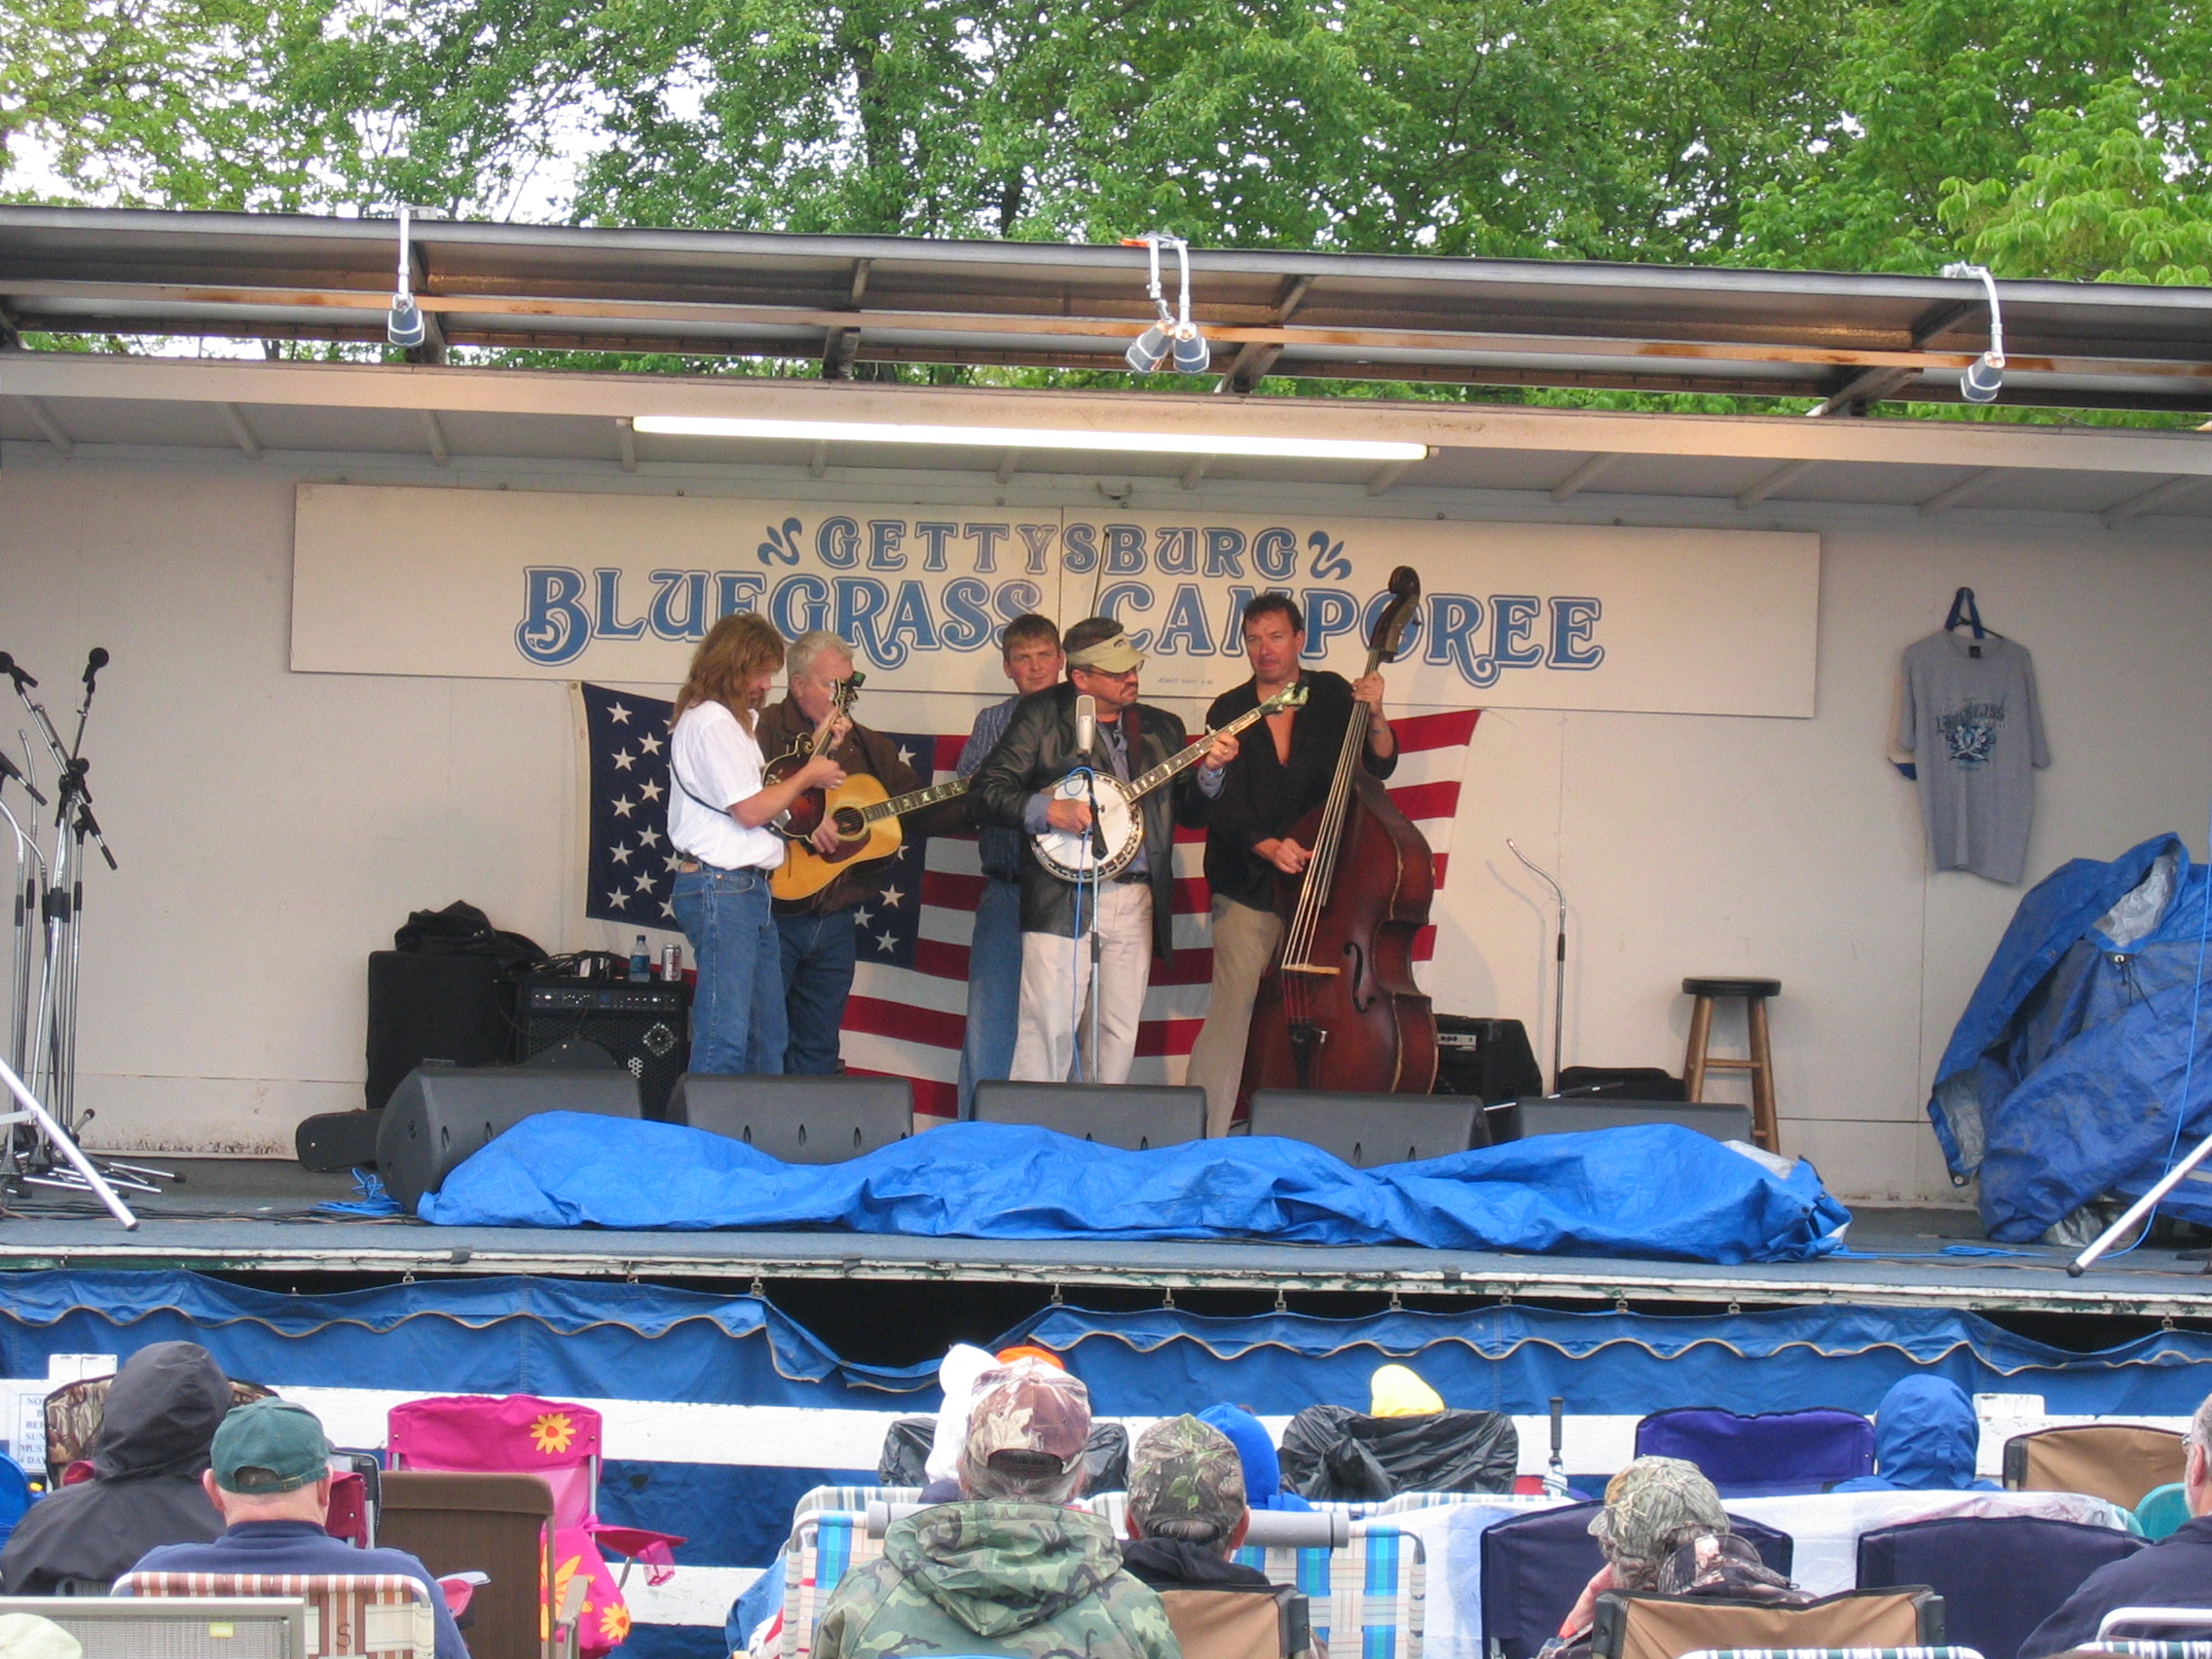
[843,993,967,1049]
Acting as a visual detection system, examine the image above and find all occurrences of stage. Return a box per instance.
[5,1158,2207,1319]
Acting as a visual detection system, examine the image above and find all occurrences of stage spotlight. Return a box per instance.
[386,203,427,348]
[1940,262,2005,404]
[1120,235,1209,375]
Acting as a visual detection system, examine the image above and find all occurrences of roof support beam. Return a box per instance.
[1179,455,1211,491]
[994,448,1019,485]
[822,259,872,380]
[2102,475,2205,527]
[1736,459,1816,509]
[807,440,829,479]
[1365,458,1417,497]
[1916,467,2003,516]
[417,408,451,466]
[1805,365,1919,418]
[0,304,21,351]
[615,416,637,473]
[1215,275,1314,395]
[1549,453,1621,500]
[14,395,74,456]
[219,402,263,459]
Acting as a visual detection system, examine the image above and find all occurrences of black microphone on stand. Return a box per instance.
[0,748,46,805]
[81,647,108,691]
[0,653,36,689]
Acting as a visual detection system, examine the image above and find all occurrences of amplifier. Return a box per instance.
[1433,1015,1544,1104]
[518,976,690,1118]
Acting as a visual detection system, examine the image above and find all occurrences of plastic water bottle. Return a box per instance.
[628,934,651,982]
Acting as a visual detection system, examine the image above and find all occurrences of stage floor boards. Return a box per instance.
[0,1160,2200,1317]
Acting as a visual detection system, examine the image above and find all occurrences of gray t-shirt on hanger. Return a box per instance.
[1897,630,2050,884]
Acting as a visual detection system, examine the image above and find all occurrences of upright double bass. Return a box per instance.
[1236,567,1439,1115]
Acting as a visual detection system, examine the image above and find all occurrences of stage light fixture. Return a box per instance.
[1940,262,2006,404]
[1120,235,1210,375]
[628,415,1428,463]
[386,203,426,348]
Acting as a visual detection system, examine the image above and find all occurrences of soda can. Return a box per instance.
[660,943,682,981]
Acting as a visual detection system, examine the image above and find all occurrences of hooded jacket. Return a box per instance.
[1831,1377,1999,1493]
[1198,1405,1310,1513]
[813,1500,1179,1659]
[1,1343,229,1594]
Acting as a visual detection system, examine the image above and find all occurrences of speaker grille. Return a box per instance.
[519,978,691,1118]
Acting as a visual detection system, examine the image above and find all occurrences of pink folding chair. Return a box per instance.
[387,1394,684,1659]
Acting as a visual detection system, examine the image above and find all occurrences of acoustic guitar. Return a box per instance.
[771,772,972,903]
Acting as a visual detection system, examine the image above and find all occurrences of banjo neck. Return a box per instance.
[1120,682,1309,802]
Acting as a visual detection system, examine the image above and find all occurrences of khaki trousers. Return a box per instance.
[1011,882,1153,1087]
[1186,897,1286,1137]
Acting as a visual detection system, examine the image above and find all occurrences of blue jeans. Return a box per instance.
[957,877,1024,1115]
[777,908,860,1075]
[671,866,786,1076]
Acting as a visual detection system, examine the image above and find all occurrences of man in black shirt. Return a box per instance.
[2023,1396,2212,1653]
[1187,594,1396,1136]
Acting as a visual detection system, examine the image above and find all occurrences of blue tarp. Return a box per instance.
[1930,832,2212,1239]
[418,1116,1851,1265]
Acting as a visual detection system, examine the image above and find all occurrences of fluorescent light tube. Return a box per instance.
[629,415,1427,463]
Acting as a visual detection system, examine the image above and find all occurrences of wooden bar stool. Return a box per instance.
[1681,976,1782,1152]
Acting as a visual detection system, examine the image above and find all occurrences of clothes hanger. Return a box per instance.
[1943,586,2007,651]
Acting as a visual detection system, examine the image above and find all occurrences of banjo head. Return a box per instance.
[1030,772,1142,881]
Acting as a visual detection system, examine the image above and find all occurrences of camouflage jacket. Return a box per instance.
[814,1501,1182,1659]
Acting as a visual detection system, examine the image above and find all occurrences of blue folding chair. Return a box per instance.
[0,1454,35,1547]
[1858,1513,2146,1659]
[1479,1500,1792,1659]
[1635,1406,1874,1497]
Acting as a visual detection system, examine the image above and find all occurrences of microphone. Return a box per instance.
[1073,695,1096,758]
[0,748,44,805]
[82,646,108,690]
[0,653,35,689]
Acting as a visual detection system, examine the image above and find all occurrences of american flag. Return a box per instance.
[581,684,1479,1116]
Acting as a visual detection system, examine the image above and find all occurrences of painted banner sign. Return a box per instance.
[292,483,1820,715]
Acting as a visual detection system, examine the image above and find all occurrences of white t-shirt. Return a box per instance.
[668,701,786,872]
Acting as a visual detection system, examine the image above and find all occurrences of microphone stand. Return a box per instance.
[1508,839,1568,1093]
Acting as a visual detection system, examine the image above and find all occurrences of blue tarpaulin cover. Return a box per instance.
[1931,831,2212,1240]
[418,1116,1851,1265]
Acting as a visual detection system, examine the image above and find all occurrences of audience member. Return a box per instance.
[128,1398,469,1659]
[1368,1365,1444,1417]
[815,1362,1176,1659]
[1198,1404,1311,1512]
[1122,1416,1266,1591]
[1543,1456,1801,1658]
[1,1343,229,1595]
[2022,1392,2212,1655]
[1832,1376,1998,1493]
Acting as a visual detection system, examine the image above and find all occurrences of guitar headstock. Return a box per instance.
[1370,567,1421,664]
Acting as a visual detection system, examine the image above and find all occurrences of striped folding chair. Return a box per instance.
[780,1512,888,1659]
[120,1569,437,1657]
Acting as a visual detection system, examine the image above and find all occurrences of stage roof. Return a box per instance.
[5,205,2212,415]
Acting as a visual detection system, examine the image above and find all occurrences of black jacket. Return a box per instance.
[971,682,1210,961]
[1,1342,229,1594]
[1119,1537,1273,1592]
[2024,1512,2212,1656]
[1203,672,1397,914]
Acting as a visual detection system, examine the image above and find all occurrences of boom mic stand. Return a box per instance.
[1508,839,1568,1093]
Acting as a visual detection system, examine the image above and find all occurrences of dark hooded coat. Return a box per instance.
[1,1342,230,1594]
[1831,1377,2000,1493]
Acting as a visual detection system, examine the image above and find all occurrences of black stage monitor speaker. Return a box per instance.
[295,1109,386,1173]
[668,1073,912,1164]
[366,951,513,1112]
[376,1066,642,1209]
[1433,1015,1544,1104]
[969,1080,1205,1152]
[1503,1096,1753,1145]
[518,976,689,1119]
[1247,1088,1484,1166]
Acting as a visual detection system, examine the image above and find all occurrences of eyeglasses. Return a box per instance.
[1073,666,1139,683]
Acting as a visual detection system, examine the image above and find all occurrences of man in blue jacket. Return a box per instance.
[2024,1394,2212,1654]
[129,1398,469,1659]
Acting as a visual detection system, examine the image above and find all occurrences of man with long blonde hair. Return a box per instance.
[668,614,847,1074]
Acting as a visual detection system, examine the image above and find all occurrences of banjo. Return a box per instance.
[1031,682,1309,881]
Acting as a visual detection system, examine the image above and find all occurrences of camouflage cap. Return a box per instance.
[1588,1456,1729,1588]
[959,1359,1091,1482]
[1128,1415,1246,1543]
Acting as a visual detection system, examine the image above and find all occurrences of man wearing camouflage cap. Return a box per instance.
[1542,1456,1733,1658]
[1120,1415,1272,1593]
[816,1361,1178,1659]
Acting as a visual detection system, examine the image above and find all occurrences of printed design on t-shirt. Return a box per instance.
[1939,698,2007,766]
